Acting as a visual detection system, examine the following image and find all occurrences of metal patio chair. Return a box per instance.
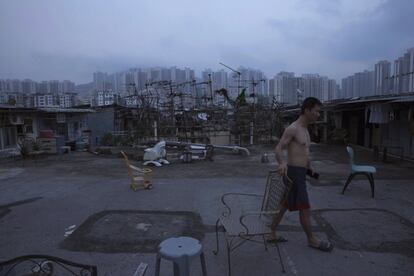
[213,171,292,276]
[342,146,377,198]
[0,254,97,276]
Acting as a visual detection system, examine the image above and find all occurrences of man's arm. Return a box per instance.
[306,158,312,169]
[275,127,295,176]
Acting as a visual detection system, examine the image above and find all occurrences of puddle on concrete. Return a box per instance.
[308,178,343,186]
[312,208,414,257]
[61,210,205,253]
[0,197,42,219]
[313,160,336,165]
[0,168,25,180]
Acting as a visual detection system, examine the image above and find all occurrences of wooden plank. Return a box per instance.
[133,262,148,276]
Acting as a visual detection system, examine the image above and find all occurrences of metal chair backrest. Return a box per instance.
[261,171,292,213]
[0,254,97,276]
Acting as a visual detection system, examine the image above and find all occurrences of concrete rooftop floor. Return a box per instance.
[0,144,414,275]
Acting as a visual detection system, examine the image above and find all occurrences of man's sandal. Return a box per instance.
[309,240,334,252]
[266,236,288,243]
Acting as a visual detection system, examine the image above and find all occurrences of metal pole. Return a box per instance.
[219,62,241,96]
[208,73,213,105]
[153,121,158,140]
[238,74,241,96]
[250,121,254,145]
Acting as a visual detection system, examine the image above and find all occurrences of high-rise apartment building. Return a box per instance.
[302,74,323,100]
[34,93,58,107]
[393,47,414,93]
[21,79,37,94]
[374,60,391,95]
[341,70,374,98]
[93,90,118,106]
[59,93,77,108]
[272,72,297,105]
[49,80,60,95]
[93,71,108,91]
[61,80,75,93]
[37,81,49,93]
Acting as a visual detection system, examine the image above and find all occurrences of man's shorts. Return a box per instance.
[283,165,310,211]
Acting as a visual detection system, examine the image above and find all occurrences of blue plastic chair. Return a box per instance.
[342,146,377,198]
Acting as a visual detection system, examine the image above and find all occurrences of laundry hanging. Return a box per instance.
[367,103,391,124]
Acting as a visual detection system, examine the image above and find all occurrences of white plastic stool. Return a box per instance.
[155,236,207,276]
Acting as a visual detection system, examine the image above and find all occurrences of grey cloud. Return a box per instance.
[326,0,414,62]
[0,0,412,84]
[295,0,342,16]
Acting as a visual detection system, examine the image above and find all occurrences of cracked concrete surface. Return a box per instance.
[0,144,413,275]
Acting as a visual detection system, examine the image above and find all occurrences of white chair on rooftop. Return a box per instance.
[143,141,170,167]
[342,146,377,198]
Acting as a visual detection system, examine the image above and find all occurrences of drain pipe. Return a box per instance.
[250,121,254,145]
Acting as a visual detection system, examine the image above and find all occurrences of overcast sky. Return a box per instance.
[0,0,413,84]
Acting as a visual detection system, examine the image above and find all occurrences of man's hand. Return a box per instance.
[306,167,320,179]
[277,162,288,177]
[308,166,314,175]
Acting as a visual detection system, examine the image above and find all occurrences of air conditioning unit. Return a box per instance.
[9,114,24,125]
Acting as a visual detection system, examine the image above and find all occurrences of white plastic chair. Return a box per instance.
[143,141,170,167]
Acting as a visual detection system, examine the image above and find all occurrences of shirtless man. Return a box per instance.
[268,97,333,252]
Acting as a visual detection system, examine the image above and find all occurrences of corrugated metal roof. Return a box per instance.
[37,107,95,113]
[0,105,95,113]
[333,96,396,105]
[0,104,25,109]
[324,94,414,109]
[390,96,414,103]
[0,105,37,112]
